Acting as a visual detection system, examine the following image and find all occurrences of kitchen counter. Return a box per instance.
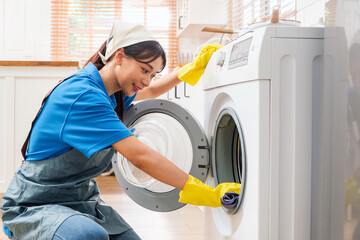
[0,61,80,68]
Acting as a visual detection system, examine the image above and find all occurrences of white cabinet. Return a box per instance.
[0,61,79,193]
[157,80,204,127]
[176,0,226,38]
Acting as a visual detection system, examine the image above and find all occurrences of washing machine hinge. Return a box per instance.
[198,164,210,169]
[197,137,212,169]
[197,145,210,150]
[198,137,212,150]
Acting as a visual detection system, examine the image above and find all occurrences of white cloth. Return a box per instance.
[99,21,156,64]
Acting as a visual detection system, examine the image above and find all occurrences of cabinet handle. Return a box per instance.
[175,86,180,99]
[178,16,184,30]
[184,82,190,98]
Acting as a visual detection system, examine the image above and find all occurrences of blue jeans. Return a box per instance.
[52,215,141,240]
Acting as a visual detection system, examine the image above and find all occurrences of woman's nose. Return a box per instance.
[142,76,152,87]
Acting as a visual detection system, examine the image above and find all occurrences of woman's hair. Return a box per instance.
[84,40,166,120]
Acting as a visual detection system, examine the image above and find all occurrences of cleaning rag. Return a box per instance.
[221,191,240,210]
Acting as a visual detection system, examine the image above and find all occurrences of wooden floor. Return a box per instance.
[0,175,204,240]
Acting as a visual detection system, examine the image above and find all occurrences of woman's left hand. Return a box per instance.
[177,44,223,86]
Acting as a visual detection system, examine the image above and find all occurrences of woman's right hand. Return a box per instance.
[178,175,241,208]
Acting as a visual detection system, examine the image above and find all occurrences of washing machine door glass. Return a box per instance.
[112,99,209,212]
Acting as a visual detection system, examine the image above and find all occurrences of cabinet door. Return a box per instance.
[0,65,77,193]
[0,77,14,193]
[176,0,226,38]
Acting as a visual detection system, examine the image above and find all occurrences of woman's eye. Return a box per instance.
[142,68,149,74]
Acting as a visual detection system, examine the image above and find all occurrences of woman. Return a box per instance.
[1,21,240,240]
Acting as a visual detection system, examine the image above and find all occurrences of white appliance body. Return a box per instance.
[202,25,325,240]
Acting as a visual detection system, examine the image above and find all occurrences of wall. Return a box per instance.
[0,0,51,60]
[297,0,325,26]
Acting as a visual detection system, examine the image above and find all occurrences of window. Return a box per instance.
[226,0,296,30]
[51,0,178,72]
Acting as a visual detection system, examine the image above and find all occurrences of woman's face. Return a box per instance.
[114,49,163,96]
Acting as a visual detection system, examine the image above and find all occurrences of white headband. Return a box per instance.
[99,21,156,64]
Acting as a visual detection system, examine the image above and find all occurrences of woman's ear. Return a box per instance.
[114,48,125,65]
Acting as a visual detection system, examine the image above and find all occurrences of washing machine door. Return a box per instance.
[210,107,246,215]
[112,99,210,212]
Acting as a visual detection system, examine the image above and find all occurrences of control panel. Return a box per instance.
[228,37,253,70]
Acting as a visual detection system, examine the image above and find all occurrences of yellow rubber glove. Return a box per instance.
[178,175,241,207]
[177,44,223,86]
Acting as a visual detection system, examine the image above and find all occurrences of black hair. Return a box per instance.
[84,40,166,120]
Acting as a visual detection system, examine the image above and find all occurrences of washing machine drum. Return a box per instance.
[212,108,246,214]
[112,99,210,212]
[118,112,193,193]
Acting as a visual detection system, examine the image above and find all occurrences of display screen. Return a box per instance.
[228,37,253,70]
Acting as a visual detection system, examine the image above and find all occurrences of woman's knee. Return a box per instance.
[53,215,109,240]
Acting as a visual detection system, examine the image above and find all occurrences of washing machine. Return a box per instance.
[111,22,346,240]
[201,23,346,240]
[201,22,325,239]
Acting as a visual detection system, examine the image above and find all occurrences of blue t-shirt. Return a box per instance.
[26,62,136,161]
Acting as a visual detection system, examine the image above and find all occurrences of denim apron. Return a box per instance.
[1,75,131,239]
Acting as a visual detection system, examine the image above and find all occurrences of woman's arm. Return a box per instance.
[134,44,223,101]
[112,135,189,190]
[134,71,181,101]
[113,136,241,208]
